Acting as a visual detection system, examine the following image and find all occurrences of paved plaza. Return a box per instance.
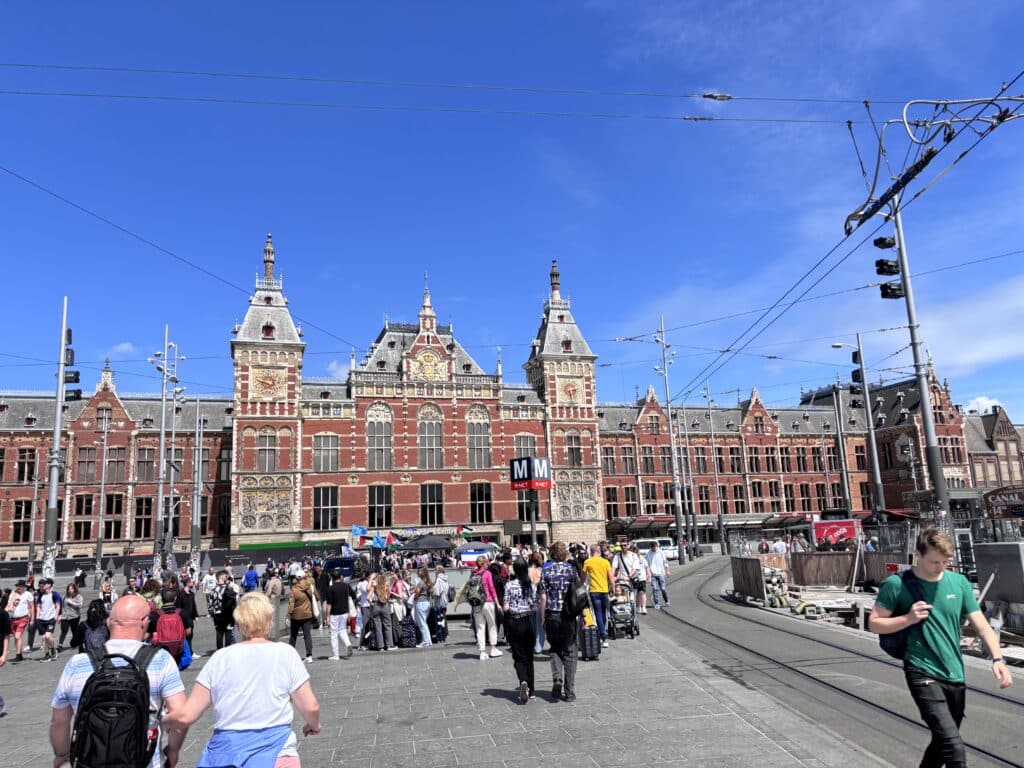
[0,567,887,767]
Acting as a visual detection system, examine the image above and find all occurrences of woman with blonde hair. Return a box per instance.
[165,592,321,767]
[413,567,434,647]
[367,573,392,651]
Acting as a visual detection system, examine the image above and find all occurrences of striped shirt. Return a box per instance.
[52,639,185,768]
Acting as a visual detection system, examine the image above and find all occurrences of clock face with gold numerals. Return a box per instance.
[559,376,584,404]
[413,350,442,381]
[251,367,286,399]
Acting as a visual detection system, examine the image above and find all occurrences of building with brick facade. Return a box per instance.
[0,236,1019,559]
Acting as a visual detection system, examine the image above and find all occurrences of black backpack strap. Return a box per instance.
[133,643,161,673]
[85,646,105,672]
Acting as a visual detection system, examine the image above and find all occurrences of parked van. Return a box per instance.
[631,538,679,560]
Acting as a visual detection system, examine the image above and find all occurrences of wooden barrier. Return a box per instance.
[731,556,767,600]
[756,553,790,572]
[789,551,913,587]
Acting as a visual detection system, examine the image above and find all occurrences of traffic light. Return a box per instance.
[880,282,906,299]
[851,350,861,365]
[63,327,81,402]
[851,368,863,383]
[875,259,900,276]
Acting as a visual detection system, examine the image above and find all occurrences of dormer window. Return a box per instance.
[561,338,573,352]
[771,412,779,421]
[25,412,36,426]
[823,421,831,431]
[225,406,234,415]
[691,419,700,429]
[516,395,526,403]
[175,405,183,415]
[377,360,386,370]
[791,420,800,430]
[387,341,396,349]
[143,417,154,428]
[557,314,565,322]
[462,363,472,373]
[262,322,276,339]
[803,412,810,421]
[446,343,455,352]
[201,417,209,428]
[320,391,330,400]
[0,401,7,413]
[264,296,273,305]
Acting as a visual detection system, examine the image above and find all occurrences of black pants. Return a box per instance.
[544,611,578,695]
[905,663,966,768]
[290,617,314,657]
[213,614,234,650]
[508,615,537,694]
[58,617,80,646]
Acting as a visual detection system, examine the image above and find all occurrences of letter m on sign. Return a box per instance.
[509,456,552,491]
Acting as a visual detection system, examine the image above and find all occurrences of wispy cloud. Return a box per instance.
[326,359,347,379]
[104,341,136,359]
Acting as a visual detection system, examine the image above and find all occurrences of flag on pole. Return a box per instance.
[358,536,367,548]
[372,534,387,549]
[385,532,398,551]
[456,524,475,538]
[351,525,368,537]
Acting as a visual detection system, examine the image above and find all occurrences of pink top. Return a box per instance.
[475,567,498,603]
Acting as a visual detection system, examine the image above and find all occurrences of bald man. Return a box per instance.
[49,594,189,768]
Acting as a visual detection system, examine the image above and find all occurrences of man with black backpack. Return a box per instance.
[50,594,189,768]
[871,527,1012,767]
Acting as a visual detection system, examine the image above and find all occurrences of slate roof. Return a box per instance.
[300,381,352,401]
[595,400,862,435]
[0,393,233,433]
[500,386,543,406]
[358,322,488,377]
[801,382,901,431]
[963,415,995,454]
[231,236,304,350]
[526,261,595,364]
[0,394,87,432]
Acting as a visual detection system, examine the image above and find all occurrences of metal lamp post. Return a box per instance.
[165,387,187,570]
[654,316,687,564]
[94,412,110,582]
[702,382,727,554]
[147,326,183,571]
[190,396,205,574]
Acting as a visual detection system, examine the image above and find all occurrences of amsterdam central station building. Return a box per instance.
[0,236,1013,560]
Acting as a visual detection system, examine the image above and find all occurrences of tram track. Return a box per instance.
[659,558,1023,768]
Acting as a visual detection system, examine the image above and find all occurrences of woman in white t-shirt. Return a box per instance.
[165,592,321,767]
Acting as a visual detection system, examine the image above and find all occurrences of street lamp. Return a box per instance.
[93,412,110,583]
[165,386,187,570]
[702,382,728,554]
[654,316,687,564]
[147,326,184,571]
[832,335,886,516]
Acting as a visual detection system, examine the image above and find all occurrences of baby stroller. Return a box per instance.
[608,579,639,639]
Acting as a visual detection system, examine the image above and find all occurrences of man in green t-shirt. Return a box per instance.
[871,527,1012,767]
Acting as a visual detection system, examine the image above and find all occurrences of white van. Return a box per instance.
[632,537,679,560]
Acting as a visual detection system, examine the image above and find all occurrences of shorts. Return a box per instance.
[11,615,30,634]
[633,580,647,591]
[36,619,57,635]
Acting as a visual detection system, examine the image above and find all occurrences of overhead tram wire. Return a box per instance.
[669,71,1024,403]
[0,89,870,125]
[0,62,910,105]
[0,163,363,352]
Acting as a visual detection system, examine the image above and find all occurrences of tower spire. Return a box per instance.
[549,259,562,301]
[263,233,275,281]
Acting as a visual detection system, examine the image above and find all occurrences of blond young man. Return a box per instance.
[871,527,1012,767]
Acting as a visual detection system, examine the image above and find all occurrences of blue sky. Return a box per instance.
[2,1,1023,419]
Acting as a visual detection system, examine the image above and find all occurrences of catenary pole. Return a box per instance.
[42,296,69,581]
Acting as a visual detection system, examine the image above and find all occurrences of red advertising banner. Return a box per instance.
[812,519,861,544]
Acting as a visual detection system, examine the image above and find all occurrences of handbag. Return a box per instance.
[309,586,321,628]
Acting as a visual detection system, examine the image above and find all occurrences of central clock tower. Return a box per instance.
[229,234,305,545]
[524,261,604,543]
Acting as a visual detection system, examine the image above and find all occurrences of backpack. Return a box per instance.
[466,573,485,607]
[877,570,927,660]
[562,570,590,620]
[86,599,107,629]
[152,608,186,662]
[70,646,160,768]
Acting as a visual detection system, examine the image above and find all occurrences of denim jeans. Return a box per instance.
[534,607,545,652]
[904,663,966,768]
[650,574,669,606]
[544,611,578,695]
[589,592,610,640]
[414,600,432,646]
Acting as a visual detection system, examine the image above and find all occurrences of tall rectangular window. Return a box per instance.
[659,446,673,474]
[621,447,636,474]
[517,490,533,522]
[106,447,127,483]
[641,446,656,474]
[715,447,725,474]
[854,445,866,470]
[729,447,743,474]
[799,483,812,512]
[815,483,828,511]
[418,421,443,469]
[754,416,765,434]
[784,484,795,512]
[812,446,824,472]
[604,487,619,519]
[368,485,392,528]
[468,423,492,469]
[602,446,616,475]
[17,448,36,483]
[698,485,711,515]
[136,447,156,483]
[75,494,93,516]
[733,484,746,515]
[747,446,761,473]
[647,415,661,434]
[718,484,728,515]
[216,495,230,534]
[644,482,658,514]
[257,433,278,472]
[218,446,232,481]
[77,447,97,484]
[780,446,792,473]
[313,486,339,530]
[199,497,210,535]
[831,482,843,508]
[695,447,708,473]
[104,494,124,539]
[134,497,153,539]
[750,481,763,514]
[420,484,444,526]
[200,448,211,481]
[470,482,493,524]
[765,447,778,473]
[312,434,340,472]
[769,481,782,513]
[565,434,582,468]
[663,482,676,514]
[514,434,538,457]
[796,447,808,472]
[12,500,32,543]
[623,486,638,516]
[826,445,839,472]
[859,481,872,511]
[367,420,393,471]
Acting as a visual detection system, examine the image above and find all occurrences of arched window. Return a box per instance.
[418,404,443,470]
[366,403,393,471]
[466,405,491,469]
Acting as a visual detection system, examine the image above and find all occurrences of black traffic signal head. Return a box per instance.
[880,282,905,299]
[851,368,863,383]
[873,236,896,249]
[875,259,900,276]
[65,389,83,401]
[63,348,75,366]
[63,370,80,384]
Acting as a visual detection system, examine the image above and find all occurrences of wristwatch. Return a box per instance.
[992,658,1006,664]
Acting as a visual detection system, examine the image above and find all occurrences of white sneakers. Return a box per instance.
[601,640,610,648]
[489,648,503,658]
[480,651,489,661]
[304,656,313,664]
[328,655,340,661]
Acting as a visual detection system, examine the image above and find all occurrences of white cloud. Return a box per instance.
[326,360,347,379]
[964,395,1004,415]
[105,341,136,359]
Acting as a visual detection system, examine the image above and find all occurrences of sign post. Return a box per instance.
[510,456,551,548]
